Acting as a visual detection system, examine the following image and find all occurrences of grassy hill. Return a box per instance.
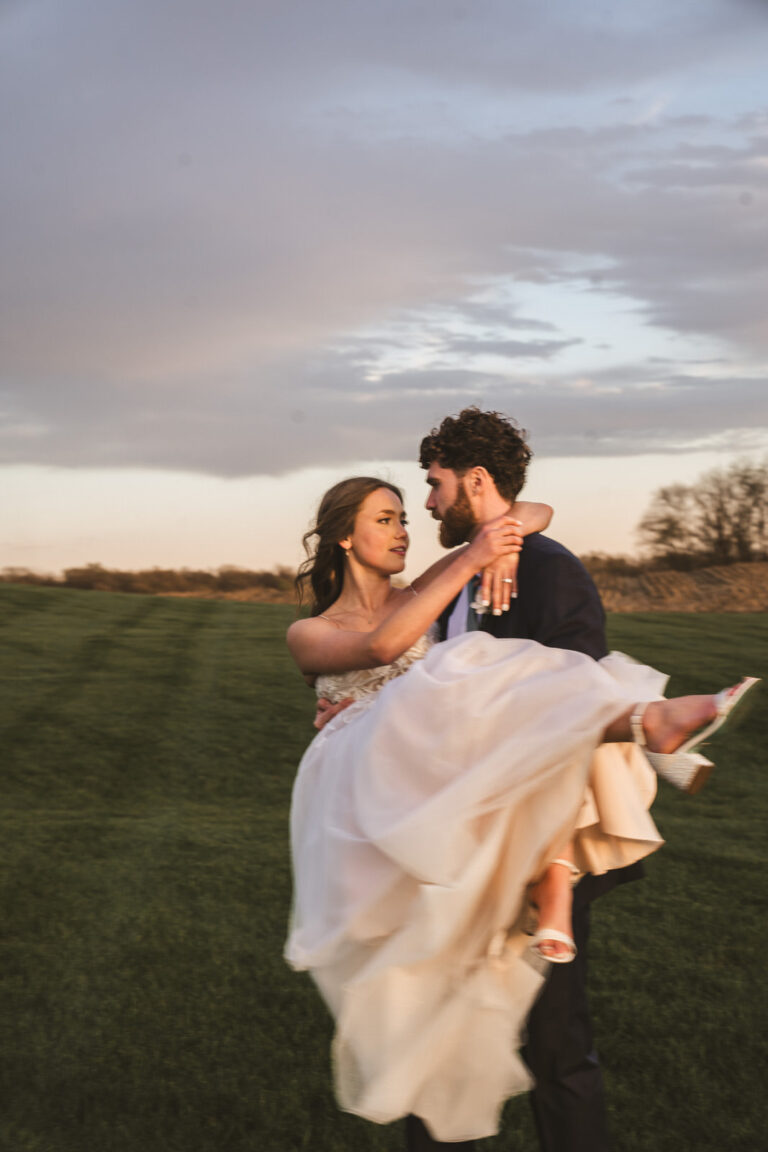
[1,585,766,1151]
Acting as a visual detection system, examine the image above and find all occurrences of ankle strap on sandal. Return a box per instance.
[630,704,648,747]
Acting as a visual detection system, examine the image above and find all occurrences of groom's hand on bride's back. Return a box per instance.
[314,697,353,731]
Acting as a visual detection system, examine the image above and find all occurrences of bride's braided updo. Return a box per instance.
[296,476,404,616]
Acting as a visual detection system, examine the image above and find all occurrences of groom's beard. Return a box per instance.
[439,483,477,549]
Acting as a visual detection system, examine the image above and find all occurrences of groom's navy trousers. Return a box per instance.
[407,532,642,1152]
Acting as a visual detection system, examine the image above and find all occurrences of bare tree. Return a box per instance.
[637,459,768,567]
[637,483,699,567]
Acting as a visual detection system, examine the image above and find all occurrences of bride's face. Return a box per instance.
[343,488,409,574]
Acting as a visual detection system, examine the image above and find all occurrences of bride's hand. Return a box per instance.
[479,554,520,613]
[314,696,353,731]
[467,515,524,612]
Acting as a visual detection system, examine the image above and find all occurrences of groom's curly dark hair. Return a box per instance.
[418,407,532,502]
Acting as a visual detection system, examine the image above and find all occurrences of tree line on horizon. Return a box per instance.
[0,563,296,596]
[3,460,766,595]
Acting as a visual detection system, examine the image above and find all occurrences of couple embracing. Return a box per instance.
[285,407,755,1150]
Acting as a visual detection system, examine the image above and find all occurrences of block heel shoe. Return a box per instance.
[631,677,760,795]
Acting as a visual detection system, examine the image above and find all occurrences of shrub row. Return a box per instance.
[0,563,296,595]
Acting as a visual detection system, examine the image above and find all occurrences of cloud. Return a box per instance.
[1,0,767,476]
[3,353,765,476]
[442,337,581,360]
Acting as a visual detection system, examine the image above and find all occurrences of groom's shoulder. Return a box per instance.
[523,532,584,567]
[521,533,600,594]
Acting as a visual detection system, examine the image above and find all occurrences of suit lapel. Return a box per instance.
[437,594,461,641]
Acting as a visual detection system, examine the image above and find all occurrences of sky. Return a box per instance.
[2,0,767,577]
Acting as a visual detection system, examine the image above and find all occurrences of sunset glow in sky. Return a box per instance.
[2,0,767,576]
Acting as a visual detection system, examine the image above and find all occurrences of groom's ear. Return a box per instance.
[465,466,492,495]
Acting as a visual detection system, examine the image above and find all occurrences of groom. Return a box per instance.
[406,407,641,1152]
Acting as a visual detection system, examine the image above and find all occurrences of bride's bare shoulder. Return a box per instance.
[287,615,349,675]
[287,614,335,646]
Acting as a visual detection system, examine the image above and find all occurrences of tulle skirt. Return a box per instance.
[286,633,666,1141]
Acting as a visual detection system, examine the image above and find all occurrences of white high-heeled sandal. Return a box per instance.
[530,927,576,964]
[631,677,760,795]
[529,858,580,964]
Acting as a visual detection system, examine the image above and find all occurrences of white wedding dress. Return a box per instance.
[285,630,666,1142]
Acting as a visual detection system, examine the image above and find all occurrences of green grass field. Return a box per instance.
[1,585,766,1152]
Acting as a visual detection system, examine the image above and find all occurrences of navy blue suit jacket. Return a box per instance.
[438,532,642,901]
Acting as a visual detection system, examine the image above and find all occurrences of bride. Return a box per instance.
[284,475,754,1144]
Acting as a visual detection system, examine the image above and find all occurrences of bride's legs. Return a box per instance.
[528,688,751,963]
[531,692,731,961]
[529,845,578,962]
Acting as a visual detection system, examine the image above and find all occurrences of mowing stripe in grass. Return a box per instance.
[2,596,169,743]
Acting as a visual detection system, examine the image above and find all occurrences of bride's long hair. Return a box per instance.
[296,476,404,616]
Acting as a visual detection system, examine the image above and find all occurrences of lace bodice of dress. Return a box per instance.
[315,626,438,704]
